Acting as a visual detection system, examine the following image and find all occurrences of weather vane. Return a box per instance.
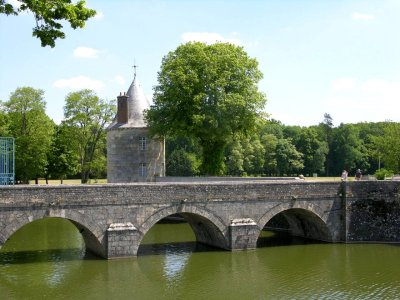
[132,60,138,80]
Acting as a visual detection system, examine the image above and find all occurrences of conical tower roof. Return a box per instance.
[125,75,150,127]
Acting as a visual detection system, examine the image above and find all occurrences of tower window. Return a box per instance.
[139,137,147,150]
[140,163,147,177]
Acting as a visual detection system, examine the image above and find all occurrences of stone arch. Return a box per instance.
[258,202,333,242]
[135,204,228,254]
[0,211,105,257]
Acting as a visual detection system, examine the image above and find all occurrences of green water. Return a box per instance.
[1,218,400,300]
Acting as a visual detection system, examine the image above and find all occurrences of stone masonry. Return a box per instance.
[0,180,399,259]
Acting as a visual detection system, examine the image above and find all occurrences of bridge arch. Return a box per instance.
[136,204,228,254]
[258,202,333,242]
[0,211,105,257]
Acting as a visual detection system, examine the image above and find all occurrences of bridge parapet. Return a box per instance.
[1,181,399,259]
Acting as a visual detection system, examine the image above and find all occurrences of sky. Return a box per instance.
[1,0,400,127]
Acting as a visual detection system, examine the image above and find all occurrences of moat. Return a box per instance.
[1,218,399,299]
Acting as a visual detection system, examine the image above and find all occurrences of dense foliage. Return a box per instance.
[146,42,267,175]
[2,87,54,183]
[1,92,399,182]
[165,118,399,178]
[1,0,96,47]
[1,87,114,183]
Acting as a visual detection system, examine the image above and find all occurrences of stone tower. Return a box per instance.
[107,72,165,182]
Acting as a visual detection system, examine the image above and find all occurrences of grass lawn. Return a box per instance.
[28,179,108,185]
[25,176,346,185]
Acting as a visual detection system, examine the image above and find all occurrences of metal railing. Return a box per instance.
[0,137,15,185]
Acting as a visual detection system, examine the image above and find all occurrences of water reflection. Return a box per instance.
[1,220,400,299]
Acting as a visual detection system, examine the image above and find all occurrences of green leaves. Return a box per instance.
[63,89,115,183]
[370,122,400,173]
[4,87,54,183]
[147,42,267,175]
[1,0,96,47]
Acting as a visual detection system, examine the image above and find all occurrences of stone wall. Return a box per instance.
[107,127,165,183]
[1,180,399,259]
[345,181,400,242]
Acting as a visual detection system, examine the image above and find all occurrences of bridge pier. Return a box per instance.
[229,219,259,250]
[107,223,139,259]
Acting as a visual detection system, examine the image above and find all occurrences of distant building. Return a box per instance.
[107,71,165,182]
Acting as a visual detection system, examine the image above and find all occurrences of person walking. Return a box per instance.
[355,169,362,181]
[341,170,348,181]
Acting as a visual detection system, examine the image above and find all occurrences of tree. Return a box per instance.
[1,0,96,47]
[275,138,304,176]
[318,113,334,176]
[63,89,115,183]
[294,127,328,176]
[4,87,54,183]
[47,123,79,183]
[225,132,265,176]
[0,101,10,136]
[166,148,200,176]
[370,122,400,173]
[330,123,369,176]
[261,133,278,175]
[146,42,267,175]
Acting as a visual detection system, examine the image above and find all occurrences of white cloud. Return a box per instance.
[331,77,357,91]
[73,46,100,59]
[53,75,104,91]
[325,78,400,124]
[181,32,242,45]
[361,79,400,100]
[113,75,126,85]
[93,10,104,20]
[352,12,375,21]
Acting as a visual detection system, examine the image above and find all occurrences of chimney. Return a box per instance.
[117,92,128,124]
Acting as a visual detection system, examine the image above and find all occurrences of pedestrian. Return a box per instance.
[341,170,348,181]
[355,169,362,181]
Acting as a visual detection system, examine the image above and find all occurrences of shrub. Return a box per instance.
[374,168,394,180]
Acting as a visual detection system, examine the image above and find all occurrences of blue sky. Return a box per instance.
[1,0,400,126]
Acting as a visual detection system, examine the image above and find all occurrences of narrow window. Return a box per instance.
[140,163,147,177]
[139,137,147,150]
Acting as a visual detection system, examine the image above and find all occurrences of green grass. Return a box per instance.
[28,179,107,185]
[26,176,346,185]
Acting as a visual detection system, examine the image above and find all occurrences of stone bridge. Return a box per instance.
[1,180,399,259]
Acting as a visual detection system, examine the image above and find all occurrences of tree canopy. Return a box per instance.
[63,89,115,183]
[3,87,54,183]
[146,42,267,175]
[0,0,96,47]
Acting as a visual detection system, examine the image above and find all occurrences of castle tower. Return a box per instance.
[107,71,165,182]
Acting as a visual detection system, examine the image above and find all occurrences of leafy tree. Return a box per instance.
[1,0,96,47]
[166,148,201,176]
[0,101,10,136]
[294,127,328,176]
[225,132,265,176]
[370,122,400,173]
[330,123,369,176]
[261,133,278,175]
[225,140,245,176]
[356,122,386,174]
[164,135,202,176]
[146,42,267,175]
[275,138,304,176]
[318,113,334,176]
[63,89,115,183]
[4,87,54,183]
[47,123,79,183]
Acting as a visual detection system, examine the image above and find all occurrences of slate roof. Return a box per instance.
[109,74,151,129]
